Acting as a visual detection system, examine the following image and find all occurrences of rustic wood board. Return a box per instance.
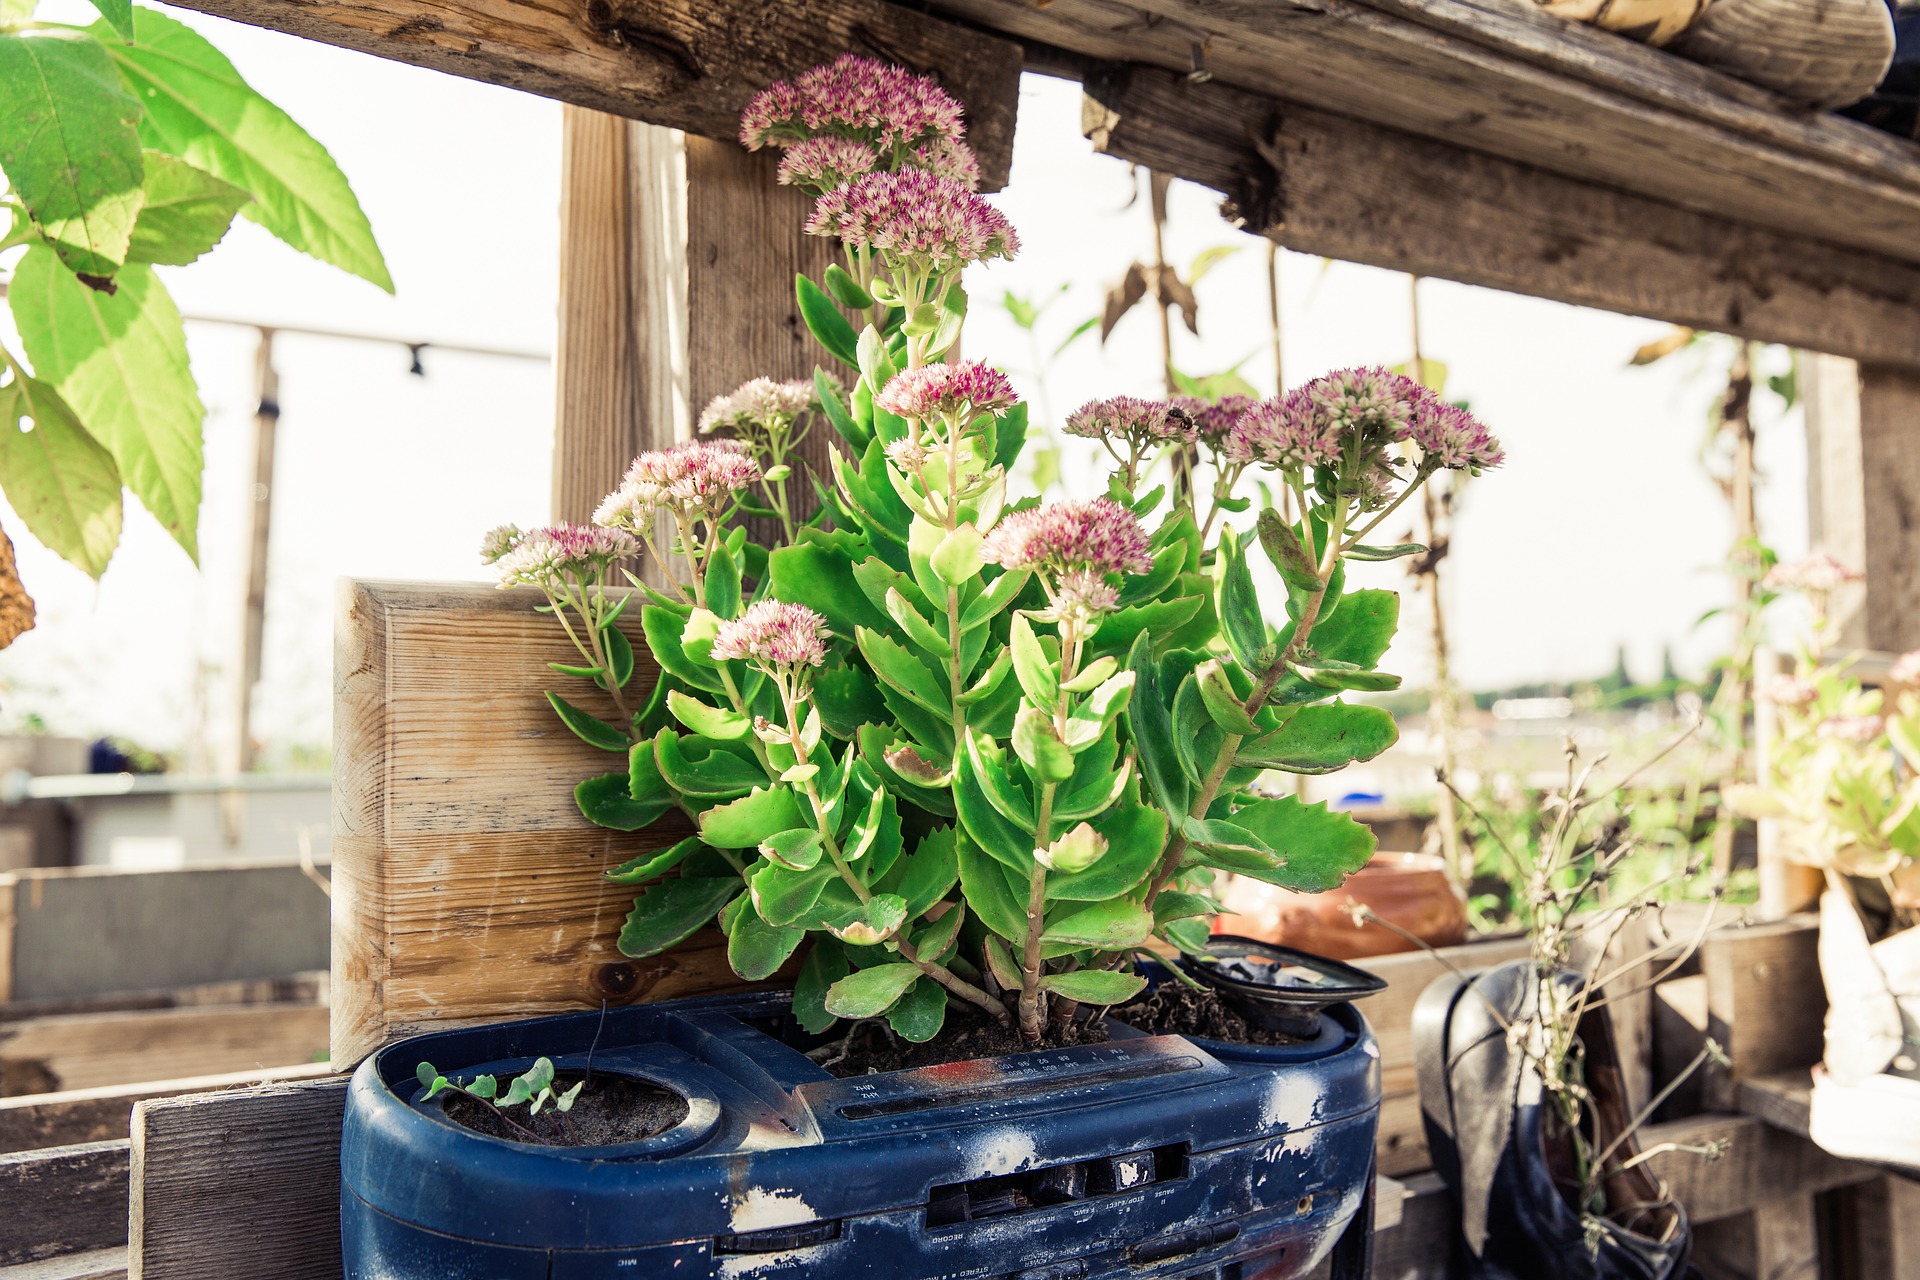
[0,1248,128,1279]
[1080,65,1920,370]
[333,580,779,1067]
[937,0,1920,265]
[1700,915,1822,1107]
[0,1140,129,1267]
[0,1063,337,1155]
[0,863,329,1005]
[1642,1111,1871,1221]
[0,1005,327,1097]
[158,0,1021,190]
[129,1078,348,1280]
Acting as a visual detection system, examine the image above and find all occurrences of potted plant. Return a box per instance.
[339,56,1503,1279]
[1728,555,1920,1171]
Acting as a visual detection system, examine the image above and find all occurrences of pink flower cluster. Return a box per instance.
[698,377,817,436]
[711,600,831,670]
[594,440,763,527]
[1764,552,1863,596]
[740,55,967,154]
[1065,396,1198,447]
[911,137,981,189]
[488,522,637,590]
[1224,389,1343,469]
[1409,399,1505,473]
[1818,714,1885,743]
[805,170,1018,270]
[1225,368,1503,476]
[1173,394,1256,447]
[775,136,879,191]
[876,360,1018,423]
[1758,673,1818,706]
[981,497,1153,580]
[1891,651,1920,685]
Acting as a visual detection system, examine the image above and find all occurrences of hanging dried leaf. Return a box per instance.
[0,523,37,649]
[1630,326,1696,366]
[1150,265,1200,335]
[1099,261,1148,343]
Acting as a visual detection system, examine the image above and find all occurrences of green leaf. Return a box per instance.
[1196,659,1260,735]
[604,835,699,885]
[618,877,739,958]
[102,9,391,291]
[1286,654,1401,692]
[125,151,249,265]
[654,729,765,798]
[1214,529,1267,670]
[1154,891,1218,925]
[955,740,1037,873]
[960,569,1031,630]
[546,690,629,751]
[1235,702,1399,773]
[1012,706,1075,784]
[793,939,850,1033]
[886,587,951,658]
[886,976,947,1042]
[796,273,859,367]
[749,860,833,926]
[811,666,887,739]
[601,625,635,689]
[965,733,1036,834]
[1041,899,1152,949]
[641,605,726,695]
[1182,817,1280,870]
[931,524,984,588]
[0,30,143,277]
[1124,633,1189,818]
[727,905,803,981]
[575,771,671,831]
[771,540,890,640]
[699,786,805,848]
[0,372,122,577]
[668,690,749,740]
[11,248,203,559]
[856,626,949,716]
[1039,969,1146,1005]
[1044,779,1165,902]
[85,0,133,40]
[704,541,741,617]
[1221,795,1377,892]
[820,893,907,945]
[1256,507,1322,594]
[815,367,868,451]
[956,832,1030,943]
[758,828,823,871]
[1010,615,1058,710]
[1345,542,1426,562]
[824,962,921,1018]
[823,263,875,310]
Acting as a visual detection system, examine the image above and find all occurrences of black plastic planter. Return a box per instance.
[340,991,1381,1279]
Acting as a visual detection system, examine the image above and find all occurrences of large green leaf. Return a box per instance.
[892,826,959,916]
[749,860,834,927]
[0,371,122,577]
[727,905,803,981]
[101,9,391,291]
[604,835,699,885]
[1041,899,1152,949]
[793,939,850,1033]
[11,248,202,559]
[85,0,134,40]
[1040,969,1146,1006]
[886,976,946,1042]
[769,538,890,639]
[698,786,805,848]
[824,962,921,1018]
[1044,779,1164,901]
[574,771,672,831]
[1234,702,1399,773]
[126,151,249,265]
[618,877,738,958]
[956,833,1029,944]
[1123,633,1189,817]
[0,30,144,278]
[1222,795,1376,892]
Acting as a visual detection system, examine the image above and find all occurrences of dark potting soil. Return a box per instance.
[1115,984,1310,1046]
[441,1072,688,1146]
[819,1009,1110,1076]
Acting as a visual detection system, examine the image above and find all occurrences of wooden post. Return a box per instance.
[225,330,278,785]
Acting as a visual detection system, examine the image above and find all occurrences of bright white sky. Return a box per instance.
[0,11,1812,765]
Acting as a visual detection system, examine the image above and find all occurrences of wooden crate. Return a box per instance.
[331,580,769,1067]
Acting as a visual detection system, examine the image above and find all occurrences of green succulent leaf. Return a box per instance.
[654,729,766,798]
[961,569,1031,630]
[856,626,949,716]
[824,961,922,1018]
[886,975,947,1042]
[886,587,952,658]
[1234,702,1399,773]
[1345,542,1426,562]
[797,273,860,367]
[1039,969,1146,1006]
[770,538,891,639]
[965,733,1036,834]
[822,263,875,310]
[749,861,834,927]
[955,740,1038,873]
[793,938,851,1033]
[727,905,804,981]
[618,877,739,958]
[1010,615,1058,710]
[1256,507,1322,594]
[1213,528,1268,669]
[699,786,806,848]
[758,828,823,871]
[575,771,672,831]
[642,605,727,694]
[1044,779,1164,901]
[1012,706,1075,784]
[956,832,1030,943]
[604,835,700,885]
[1196,659,1260,735]
[1041,899,1152,949]
[547,691,630,752]
[895,826,960,916]
[668,690,749,740]
[103,9,391,291]
[704,541,741,617]
[1124,633,1190,817]
[1218,795,1377,892]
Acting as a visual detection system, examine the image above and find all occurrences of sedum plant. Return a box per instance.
[487,57,1503,1047]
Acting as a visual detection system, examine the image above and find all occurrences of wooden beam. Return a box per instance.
[0,1141,128,1268]
[162,0,1020,190]
[1079,64,1920,369]
[1641,1112,1871,1222]
[936,0,1920,266]
[1700,915,1823,1107]
[0,1248,128,1279]
[0,1004,327,1096]
[332,581,778,1067]
[0,1063,336,1155]
[129,1077,347,1280]
[0,863,328,1005]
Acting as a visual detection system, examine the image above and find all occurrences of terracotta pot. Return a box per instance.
[1212,851,1468,960]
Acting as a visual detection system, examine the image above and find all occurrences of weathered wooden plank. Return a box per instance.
[1700,915,1823,1108]
[1366,1170,1452,1280]
[161,0,1019,190]
[0,1141,128,1267]
[934,0,1920,265]
[1,973,326,1025]
[332,581,778,1067]
[1079,63,1920,369]
[0,1248,128,1280]
[1642,1112,1870,1222]
[0,1005,327,1097]
[0,1063,336,1155]
[129,1078,347,1280]
[0,863,328,1005]
[1855,367,1920,652]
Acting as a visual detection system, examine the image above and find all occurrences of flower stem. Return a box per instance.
[1019,782,1057,1041]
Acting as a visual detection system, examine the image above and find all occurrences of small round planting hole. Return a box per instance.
[440,1072,688,1147]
